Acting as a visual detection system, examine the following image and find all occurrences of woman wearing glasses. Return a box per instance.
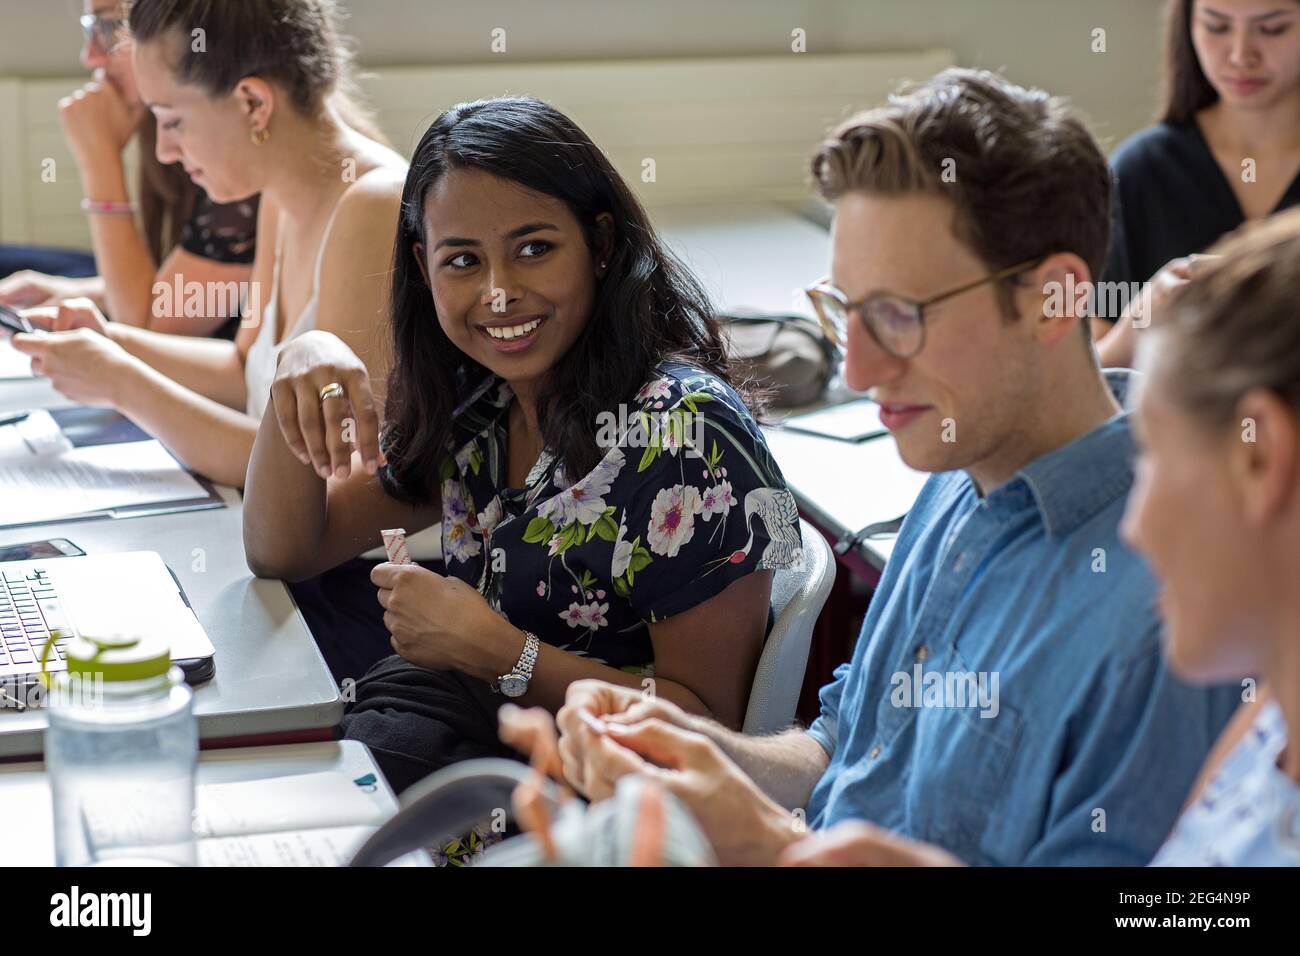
[1096,0,1300,367]
[10,0,406,490]
[0,1,259,336]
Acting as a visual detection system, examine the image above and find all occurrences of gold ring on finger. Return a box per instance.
[319,382,345,404]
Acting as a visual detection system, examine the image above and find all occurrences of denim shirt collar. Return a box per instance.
[989,369,1137,540]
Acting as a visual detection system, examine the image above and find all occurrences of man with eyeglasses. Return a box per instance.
[518,68,1241,867]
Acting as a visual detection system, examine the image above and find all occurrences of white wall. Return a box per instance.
[2,0,1165,151]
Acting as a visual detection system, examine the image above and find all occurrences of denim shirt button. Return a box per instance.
[869,745,881,759]
[915,644,929,662]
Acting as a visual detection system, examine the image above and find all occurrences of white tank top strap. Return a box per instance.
[245,167,395,421]
[309,192,350,294]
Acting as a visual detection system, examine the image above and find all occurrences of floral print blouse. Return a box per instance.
[437,361,803,673]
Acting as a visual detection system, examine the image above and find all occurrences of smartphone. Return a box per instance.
[0,538,86,563]
[0,303,34,335]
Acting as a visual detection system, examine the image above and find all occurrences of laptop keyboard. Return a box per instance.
[0,567,74,671]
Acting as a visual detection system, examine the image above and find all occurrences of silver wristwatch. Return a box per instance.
[493,631,540,698]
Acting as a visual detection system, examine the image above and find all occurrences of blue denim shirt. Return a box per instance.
[805,371,1239,865]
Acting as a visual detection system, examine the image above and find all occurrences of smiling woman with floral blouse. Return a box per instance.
[242,95,802,795]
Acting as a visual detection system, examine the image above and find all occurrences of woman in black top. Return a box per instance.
[1097,0,1300,366]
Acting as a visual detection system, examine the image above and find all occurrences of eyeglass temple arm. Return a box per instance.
[919,256,1046,308]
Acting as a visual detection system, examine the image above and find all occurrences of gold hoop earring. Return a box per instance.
[250,127,270,145]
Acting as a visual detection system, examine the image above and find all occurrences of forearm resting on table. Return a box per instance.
[110,324,248,410]
[114,362,258,487]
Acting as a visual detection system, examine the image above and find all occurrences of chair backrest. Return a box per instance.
[743,518,835,734]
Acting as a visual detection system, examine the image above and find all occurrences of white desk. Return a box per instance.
[0,740,427,866]
[761,425,929,570]
[656,203,929,570]
[0,378,341,759]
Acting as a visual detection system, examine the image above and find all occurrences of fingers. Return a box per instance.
[628,779,668,867]
[559,679,643,729]
[293,379,331,478]
[278,370,378,480]
[589,730,657,785]
[269,378,313,467]
[8,332,48,356]
[18,307,57,331]
[497,703,567,784]
[777,824,887,867]
[602,698,675,727]
[319,382,355,480]
[343,369,384,473]
[603,718,711,770]
[369,561,404,589]
[511,773,559,861]
[777,821,961,867]
[556,725,590,794]
[55,298,102,333]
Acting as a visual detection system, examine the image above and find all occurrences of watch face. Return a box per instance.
[499,675,528,698]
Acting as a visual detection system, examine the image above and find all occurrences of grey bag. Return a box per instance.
[719,311,840,408]
[348,758,715,867]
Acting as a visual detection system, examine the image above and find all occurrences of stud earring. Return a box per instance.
[250,127,270,145]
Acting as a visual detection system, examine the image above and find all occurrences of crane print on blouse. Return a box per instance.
[432,363,804,672]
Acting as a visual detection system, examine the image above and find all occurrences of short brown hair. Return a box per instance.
[1159,207,1300,426]
[811,68,1112,318]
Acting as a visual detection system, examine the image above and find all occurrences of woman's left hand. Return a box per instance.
[9,327,139,407]
[372,562,512,676]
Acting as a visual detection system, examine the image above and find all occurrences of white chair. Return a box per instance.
[743,518,836,734]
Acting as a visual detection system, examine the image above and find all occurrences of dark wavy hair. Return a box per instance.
[379,96,739,505]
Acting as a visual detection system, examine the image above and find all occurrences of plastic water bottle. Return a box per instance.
[44,633,197,867]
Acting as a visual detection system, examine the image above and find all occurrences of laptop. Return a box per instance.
[0,551,216,710]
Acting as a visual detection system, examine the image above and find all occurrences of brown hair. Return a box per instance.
[125,0,388,262]
[128,0,347,116]
[1159,207,1300,426]
[136,115,196,263]
[810,67,1112,322]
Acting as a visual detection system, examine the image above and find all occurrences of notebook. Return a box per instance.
[0,407,223,529]
[82,771,423,867]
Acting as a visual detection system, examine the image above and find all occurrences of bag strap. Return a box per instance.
[348,758,571,867]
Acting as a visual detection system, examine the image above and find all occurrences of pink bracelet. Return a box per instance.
[80,198,137,215]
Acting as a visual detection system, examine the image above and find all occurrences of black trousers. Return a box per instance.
[338,653,522,796]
